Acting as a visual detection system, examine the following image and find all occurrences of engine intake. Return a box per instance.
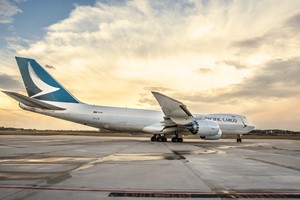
[187,120,220,136]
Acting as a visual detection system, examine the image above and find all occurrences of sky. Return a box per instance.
[0,0,299,131]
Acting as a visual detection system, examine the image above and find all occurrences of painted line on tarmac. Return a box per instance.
[0,185,300,198]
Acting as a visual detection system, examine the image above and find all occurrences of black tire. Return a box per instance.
[178,138,183,143]
[172,137,177,143]
[151,136,156,142]
[156,136,162,142]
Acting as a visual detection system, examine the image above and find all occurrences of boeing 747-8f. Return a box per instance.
[2,57,255,142]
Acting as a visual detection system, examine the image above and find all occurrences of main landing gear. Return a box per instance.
[151,135,167,142]
[171,132,183,143]
[150,133,183,143]
[171,137,183,143]
[237,134,242,143]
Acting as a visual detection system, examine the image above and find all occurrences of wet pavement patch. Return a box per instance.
[0,172,72,184]
[47,173,71,184]
[171,151,186,160]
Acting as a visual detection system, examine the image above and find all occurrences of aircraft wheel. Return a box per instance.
[162,137,167,142]
[172,137,177,143]
[156,136,161,142]
[151,136,156,142]
[178,138,183,143]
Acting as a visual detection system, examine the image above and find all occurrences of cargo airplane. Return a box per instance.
[2,57,255,142]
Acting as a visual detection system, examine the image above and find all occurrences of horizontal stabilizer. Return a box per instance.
[2,91,65,110]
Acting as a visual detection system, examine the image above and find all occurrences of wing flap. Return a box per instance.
[142,122,182,134]
[2,91,65,110]
[161,117,177,126]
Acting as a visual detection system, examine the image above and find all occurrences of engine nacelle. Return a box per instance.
[200,129,222,140]
[187,120,220,136]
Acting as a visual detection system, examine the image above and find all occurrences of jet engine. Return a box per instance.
[200,129,222,140]
[187,120,220,136]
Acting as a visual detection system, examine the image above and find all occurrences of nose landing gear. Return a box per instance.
[237,134,242,143]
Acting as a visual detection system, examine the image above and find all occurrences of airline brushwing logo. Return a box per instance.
[28,61,60,98]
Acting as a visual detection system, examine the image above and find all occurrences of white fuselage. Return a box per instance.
[20,101,255,135]
[6,57,255,143]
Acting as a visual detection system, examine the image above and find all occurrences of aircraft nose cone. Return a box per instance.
[247,125,255,132]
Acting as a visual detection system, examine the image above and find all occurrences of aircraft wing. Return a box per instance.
[152,91,194,125]
[2,91,65,110]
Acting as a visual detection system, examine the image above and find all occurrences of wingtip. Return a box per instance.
[151,91,162,98]
[1,90,15,97]
[151,91,161,95]
[1,90,16,95]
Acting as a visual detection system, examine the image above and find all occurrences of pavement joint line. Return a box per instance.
[164,143,220,193]
[247,157,300,172]
[0,186,27,200]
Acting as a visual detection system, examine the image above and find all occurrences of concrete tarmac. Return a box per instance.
[0,135,299,199]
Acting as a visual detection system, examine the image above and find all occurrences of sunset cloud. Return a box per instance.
[0,0,299,130]
[0,73,22,90]
[0,0,21,23]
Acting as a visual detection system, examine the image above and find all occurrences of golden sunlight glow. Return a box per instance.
[0,0,299,130]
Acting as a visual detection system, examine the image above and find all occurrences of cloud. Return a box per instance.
[219,60,248,70]
[285,11,300,30]
[2,35,33,51]
[138,87,174,106]
[232,10,300,57]
[45,64,55,69]
[143,87,173,93]
[0,0,22,23]
[177,57,300,103]
[18,0,275,99]
[198,68,212,73]
[224,57,300,99]
[233,36,264,50]
[17,1,300,99]
[4,0,300,130]
[0,73,22,90]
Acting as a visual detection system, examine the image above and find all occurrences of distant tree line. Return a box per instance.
[0,127,28,131]
[0,127,98,132]
[250,129,300,135]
